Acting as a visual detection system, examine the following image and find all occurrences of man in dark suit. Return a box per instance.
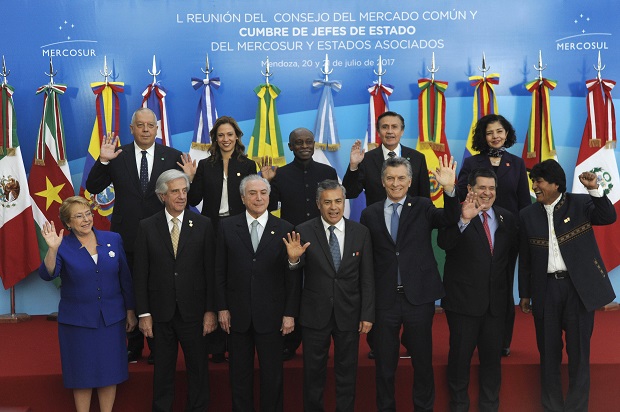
[216,175,301,412]
[519,159,616,412]
[439,168,518,412]
[268,127,338,361]
[133,169,217,412]
[86,107,183,363]
[360,155,460,412]
[343,111,430,206]
[284,179,374,412]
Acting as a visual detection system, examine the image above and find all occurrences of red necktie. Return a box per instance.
[482,211,493,255]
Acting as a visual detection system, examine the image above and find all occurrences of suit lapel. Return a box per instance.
[255,214,279,255]
[234,215,255,254]
[312,218,337,272]
[123,144,142,194]
[341,219,354,265]
[149,144,168,194]
[175,212,193,257]
[155,211,175,257]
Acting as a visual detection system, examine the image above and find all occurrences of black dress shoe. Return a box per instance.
[210,353,227,363]
[282,348,295,361]
[368,350,376,360]
[501,347,511,357]
[147,353,155,365]
[128,350,141,363]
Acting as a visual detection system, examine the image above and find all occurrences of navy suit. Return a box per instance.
[439,206,518,411]
[519,192,616,411]
[296,217,374,412]
[343,145,430,206]
[360,193,460,411]
[133,210,215,412]
[215,213,301,412]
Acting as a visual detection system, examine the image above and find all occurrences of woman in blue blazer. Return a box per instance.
[39,196,137,412]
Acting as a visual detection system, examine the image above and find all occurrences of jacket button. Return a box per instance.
[174,272,178,276]
[395,252,399,256]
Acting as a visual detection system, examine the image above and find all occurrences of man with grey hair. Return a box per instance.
[284,179,374,412]
[133,169,217,411]
[86,107,183,363]
[216,174,301,411]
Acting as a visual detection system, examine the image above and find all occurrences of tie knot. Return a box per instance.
[141,150,147,156]
[391,203,400,213]
[328,225,336,234]
[251,220,259,229]
[172,217,179,225]
[388,151,396,158]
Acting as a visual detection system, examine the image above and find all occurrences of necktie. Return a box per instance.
[139,150,149,194]
[171,217,180,257]
[388,151,396,158]
[328,226,341,272]
[482,211,493,255]
[250,220,259,252]
[390,203,399,242]
[391,203,402,285]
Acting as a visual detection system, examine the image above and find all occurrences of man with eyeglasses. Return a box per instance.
[86,107,183,364]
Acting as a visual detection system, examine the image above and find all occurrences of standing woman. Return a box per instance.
[181,115,258,228]
[39,196,137,412]
[457,114,531,356]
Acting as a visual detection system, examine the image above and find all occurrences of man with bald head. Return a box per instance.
[268,127,338,360]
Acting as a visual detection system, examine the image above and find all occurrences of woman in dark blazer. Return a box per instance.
[183,116,257,228]
[39,196,137,412]
[456,114,531,356]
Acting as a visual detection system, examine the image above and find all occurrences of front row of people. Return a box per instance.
[40,156,616,412]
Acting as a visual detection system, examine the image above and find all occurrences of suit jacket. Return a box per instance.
[187,154,257,220]
[38,229,135,328]
[519,193,617,317]
[439,206,518,317]
[295,217,374,331]
[360,193,460,309]
[85,142,183,253]
[268,159,338,226]
[215,213,301,334]
[343,144,430,206]
[132,210,215,323]
[457,152,531,216]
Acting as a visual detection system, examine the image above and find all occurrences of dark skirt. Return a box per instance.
[58,314,128,389]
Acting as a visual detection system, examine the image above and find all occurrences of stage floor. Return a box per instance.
[1,309,619,411]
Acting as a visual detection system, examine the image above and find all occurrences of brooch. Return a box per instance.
[189,220,194,227]
[564,217,570,223]
[109,251,116,258]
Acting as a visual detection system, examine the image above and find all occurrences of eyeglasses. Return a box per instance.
[71,211,93,221]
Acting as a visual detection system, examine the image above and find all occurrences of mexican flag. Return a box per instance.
[0,83,40,289]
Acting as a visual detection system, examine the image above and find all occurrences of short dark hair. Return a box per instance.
[376,111,405,131]
[316,179,346,203]
[467,168,498,187]
[530,159,566,193]
[471,114,517,152]
[381,156,413,179]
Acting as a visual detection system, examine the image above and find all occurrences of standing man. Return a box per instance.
[360,155,460,412]
[216,175,301,412]
[519,159,616,412]
[86,107,183,363]
[284,179,374,412]
[133,170,217,412]
[268,127,338,360]
[343,111,430,206]
[439,168,518,411]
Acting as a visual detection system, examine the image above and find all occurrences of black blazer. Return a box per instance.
[295,217,374,331]
[85,142,183,253]
[215,213,301,334]
[519,193,616,317]
[187,155,257,221]
[457,152,531,216]
[439,206,518,317]
[343,144,430,206]
[360,193,460,309]
[132,210,215,323]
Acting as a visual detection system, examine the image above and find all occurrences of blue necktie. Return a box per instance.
[391,203,402,285]
[139,150,149,194]
[328,226,341,272]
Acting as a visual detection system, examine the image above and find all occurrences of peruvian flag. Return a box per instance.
[28,83,75,265]
[0,83,40,289]
[571,78,620,272]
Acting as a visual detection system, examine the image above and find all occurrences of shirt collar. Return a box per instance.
[321,216,345,233]
[246,210,269,227]
[134,141,155,156]
[479,207,496,221]
[291,157,315,170]
[543,193,563,212]
[381,143,401,159]
[164,209,184,224]
[384,196,407,209]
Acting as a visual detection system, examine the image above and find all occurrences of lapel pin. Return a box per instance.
[271,231,275,234]
[500,215,504,222]
[107,243,111,247]
[506,162,510,167]
[564,217,570,223]
[237,172,241,176]
[407,202,412,207]
[108,251,115,258]
[189,220,193,227]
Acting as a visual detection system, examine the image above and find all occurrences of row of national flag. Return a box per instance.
[1,70,619,292]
